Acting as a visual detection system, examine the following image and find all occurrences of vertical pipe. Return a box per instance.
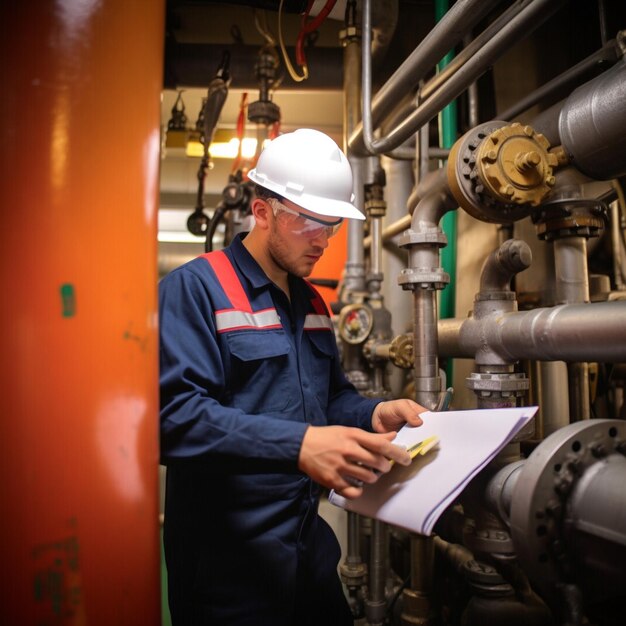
[554,237,591,420]
[381,156,414,397]
[343,26,367,292]
[435,0,458,390]
[401,534,436,625]
[0,2,163,623]
[413,290,442,410]
[366,520,388,626]
[554,238,590,305]
[611,200,625,290]
[539,362,571,436]
[340,21,367,612]
[370,215,383,278]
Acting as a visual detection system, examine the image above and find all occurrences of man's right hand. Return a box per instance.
[297,425,412,500]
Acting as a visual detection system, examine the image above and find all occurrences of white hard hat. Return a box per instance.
[247,128,364,220]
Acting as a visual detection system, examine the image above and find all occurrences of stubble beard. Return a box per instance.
[268,226,315,278]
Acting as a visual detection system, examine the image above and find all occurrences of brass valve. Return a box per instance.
[448,121,565,223]
[474,123,558,207]
[388,333,414,369]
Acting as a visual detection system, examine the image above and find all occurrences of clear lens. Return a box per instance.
[268,198,343,239]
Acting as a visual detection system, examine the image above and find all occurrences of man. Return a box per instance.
[159,128,425,625]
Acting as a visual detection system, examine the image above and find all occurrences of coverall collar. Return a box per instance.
[229,233,275,291]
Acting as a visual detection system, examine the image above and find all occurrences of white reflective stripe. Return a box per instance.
[215,308,281,332]
[304,313,333,331]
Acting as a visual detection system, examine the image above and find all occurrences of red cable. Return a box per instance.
[231,92,248,173]
[295,0,338,68]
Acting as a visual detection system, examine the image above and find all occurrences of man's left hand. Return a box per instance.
[371,399,426,433]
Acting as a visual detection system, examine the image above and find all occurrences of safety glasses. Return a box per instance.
[267,197,343,239]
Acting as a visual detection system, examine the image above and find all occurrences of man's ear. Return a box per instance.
[251,198,271,230]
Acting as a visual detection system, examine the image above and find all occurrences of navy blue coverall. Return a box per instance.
[159,233,381,625]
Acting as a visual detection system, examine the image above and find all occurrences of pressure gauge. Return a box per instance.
[338,304,374,345]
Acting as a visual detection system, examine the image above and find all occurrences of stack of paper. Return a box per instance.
[329,406,538,536]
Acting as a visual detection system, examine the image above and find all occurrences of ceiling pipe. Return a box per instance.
[355,0,504,156]
[355,0,567,156]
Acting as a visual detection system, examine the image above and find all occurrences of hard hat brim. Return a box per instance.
[247,169,365,221]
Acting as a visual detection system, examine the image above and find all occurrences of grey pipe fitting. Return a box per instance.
[559,59,626,179]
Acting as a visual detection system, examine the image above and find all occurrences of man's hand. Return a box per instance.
[298,425,412,500]
[371,398,426,433]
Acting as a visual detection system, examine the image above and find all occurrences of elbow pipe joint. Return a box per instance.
[397,174,457,291]
[478,239,532,296]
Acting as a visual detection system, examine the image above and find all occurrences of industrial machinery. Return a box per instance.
[4,0,626,624]
[330,1,626,625]
[163,1,626,624]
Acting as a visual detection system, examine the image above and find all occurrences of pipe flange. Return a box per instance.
[466,372,529,396]
[462,559,512,596]
[340,561,367,587]
[464,528,515,557]
[398,267,450,290]
[364,199,386,217]
[448,121,556,224]
[509,419,626,602]
[531,197,607,241]
[475,291,517,303]
[397,229,448,248]
[248,99,281,125]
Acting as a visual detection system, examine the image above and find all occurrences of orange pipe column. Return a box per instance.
[0,2,164,623]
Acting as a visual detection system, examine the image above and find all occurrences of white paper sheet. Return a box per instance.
[328,406,538,535]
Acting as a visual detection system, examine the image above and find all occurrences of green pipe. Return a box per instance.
[435,0,458,387]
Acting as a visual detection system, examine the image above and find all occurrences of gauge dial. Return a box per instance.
[339,304,374,345]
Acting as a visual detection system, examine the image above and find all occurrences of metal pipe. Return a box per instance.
[479,239,533,294]
[413,290,442,410]
[405,181,457,410]
[611,200,625,290]
[437,301,626,363]
[407,168,451,215]
[400,534,436,625]
[353,0,503,156]
[357,0,566,155]
[418,114,430,180]
[370,214,383,279]
[559,58,626,180]
[1,2,164,622]
[538,361,571,436]
[553,236,591,420]
[421,0,531,103]
[340,24,368,612]
[342,24,367,293]
[363,214,411,249]
[498,38,620,121]
[554,237,590,304]
[465,34,480,128]
[366,520,388,626]
[379,156,414,396]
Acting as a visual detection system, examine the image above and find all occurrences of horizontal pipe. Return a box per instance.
[438,301,626,363]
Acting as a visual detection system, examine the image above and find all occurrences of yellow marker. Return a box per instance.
[391,435,440,466]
